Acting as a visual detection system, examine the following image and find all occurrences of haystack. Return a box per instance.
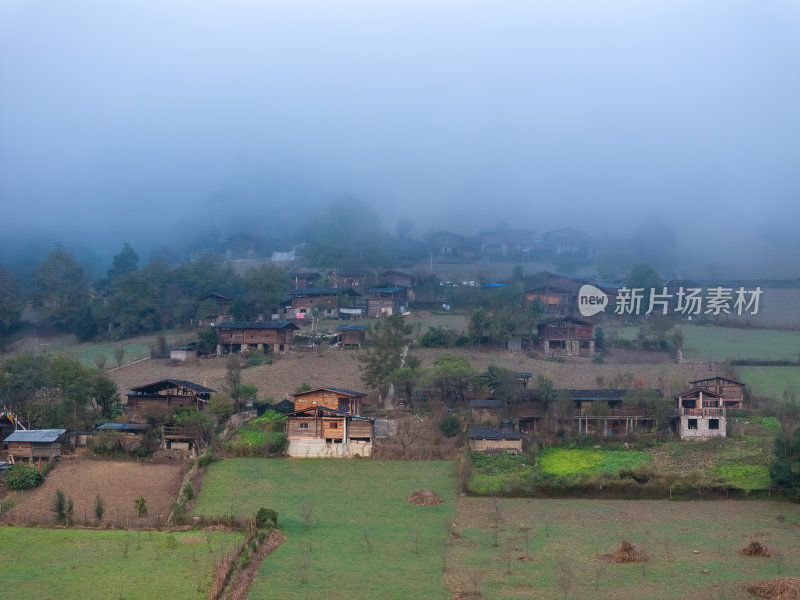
[406,489,443,506]
[603,540,649,563]
[747,577,800,600]
[739,540,772,558]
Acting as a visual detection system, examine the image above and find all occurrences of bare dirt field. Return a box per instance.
[1,456,186,527]
[108,344,716,404]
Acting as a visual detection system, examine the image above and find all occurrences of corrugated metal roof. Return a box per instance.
[468,427,524,440]
[214,321,298,330]
[366,287,404,294]
[97,423,148,431]
[286,287,360,296]
[5,429,66,443]
[337,325,367,331]
[469,398,502,409]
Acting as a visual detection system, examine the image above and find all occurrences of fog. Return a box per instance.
[1,1,799,277]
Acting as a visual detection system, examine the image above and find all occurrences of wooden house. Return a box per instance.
[468,424,524,452]
[327,272,370,290]
[689,376,745,409]
[214,321,299,354]
[96,423,148,451]
[337,324,367,348]
[292,387,366,415]
[5,429,67,462]
[469,398,502,422]
[524,272,586,314]
[429,231,465,256]
[562,389,662,436]
[196,292,232,326]
[286,287,361,320]
[542,228,587,255]
[288,271,321,289]
[285,406,375,457]
[538,317,594,357]
[479,229,535,257]
[674,388,726,439]
[126,379,216,411]
[366,287,407,317]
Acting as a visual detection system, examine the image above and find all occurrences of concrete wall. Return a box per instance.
[680,416,726,439]
[469,439,523,452]
[287,439,373,458]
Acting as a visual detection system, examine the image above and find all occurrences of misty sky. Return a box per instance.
[1,1,799,274]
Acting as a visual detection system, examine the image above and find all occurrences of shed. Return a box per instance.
[5,429,67,461]
[468,426,524,452]
[337,324,367,348]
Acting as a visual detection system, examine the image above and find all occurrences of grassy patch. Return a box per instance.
[537,448,651,476]
[192,458,458,600]
[713,462,772,490]
[0,527,238,600]
[738,366,800,400]
[446,497,800,600]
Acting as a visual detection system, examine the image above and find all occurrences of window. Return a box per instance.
[709,419,719,430]
[330,422,339,429]
[299,422,309,429]
[688,419,698,430]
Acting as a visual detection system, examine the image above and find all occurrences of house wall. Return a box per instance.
[340,330,365,346]
[7,441,62,459]
[287,439,372,457]
[469,438,523,452]
[680,416,726,439]
[294,391,362,414]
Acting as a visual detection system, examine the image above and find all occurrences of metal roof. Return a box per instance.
[286,287,360,296]
[128,379,218,395]
[672,387,724,399]
[337,325,367,331]
[214,321,299,330]
[557,389,663,402]
[292,386,366,398]
[366,287,404,294]
[286,406,374,421]
[690,376,745,387]
[5,429,66,443]
[97,423,148,432]
[469,398,502,409]
[468,427,524,440]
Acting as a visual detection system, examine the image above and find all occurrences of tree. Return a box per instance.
[243,265,290,318]
[304,197,392,271]
[549,390,575,435]
[769,427,800,492]
[438,414,462,438]
[358,314,415,402]
[30,244,88,330]
[207,393,234,423]
[425,354,482,403]
[626,262,662,292]
[485,365,521,417]
[0,266,24,337]
[224,356,242,408]
[107,243,139,280]
[234,383,258,411]
[198,326,217,355]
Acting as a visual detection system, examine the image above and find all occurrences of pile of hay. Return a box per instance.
[406,489,443,506]
[747,577,800,600]
[603,540,649,563]
[739,540,772,558]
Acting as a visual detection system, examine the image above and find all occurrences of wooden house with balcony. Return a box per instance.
[214,321,299,354]
[674,388,726,439]
[366,287,407,317]
[286,287,361,320]
[196,292,232,326]
[538,317,594,357]
[126,379,216,412]
[689,376,745,409]
[563,389,662,436]
[285,387,373,457]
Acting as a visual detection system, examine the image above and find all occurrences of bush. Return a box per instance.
[52,489,74,526]
[239,548,250,569]
[438,414,462,438]
[197,449,215,468]
[5,464,44,490]
[135,496,148,517]
[182,481,195,500]
[255,507,278,530]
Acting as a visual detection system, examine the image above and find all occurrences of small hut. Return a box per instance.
[5,429,67,462]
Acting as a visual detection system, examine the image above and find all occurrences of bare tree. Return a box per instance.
[592,562,607,592]
[299,502,314,531]
[502,539,513,575]
[94,354,107,370]
[557,555,573,600]
[114,346,125,368]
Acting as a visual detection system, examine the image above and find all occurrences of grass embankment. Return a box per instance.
[446,497,800,600]
[0,527,238,600]
[192,459,458,600]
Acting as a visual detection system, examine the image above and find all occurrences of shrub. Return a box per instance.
[255,507,278,530]
[94,495,105,523]
[5,464,44,490]
[182,481,195,500]
[257,530,266,544]
[197,449,215,468]
[135,496,148,517]
[438,414,462,438]
[265,432,288,454]
[52,490,73,526]
[239,548,250,569]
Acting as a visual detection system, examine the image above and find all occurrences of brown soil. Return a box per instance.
[748,578,800,600]
[407,488,443,506]
[1,456,185,527]
[739,540,773,557]
[601,540,650,563]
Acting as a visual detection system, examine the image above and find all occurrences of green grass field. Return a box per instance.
[537,448,651,476]
[191,458,458,600]
[447,497,800,600]
[738,366,800,399]
[608,324,800,361]
[0,527,238,600]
